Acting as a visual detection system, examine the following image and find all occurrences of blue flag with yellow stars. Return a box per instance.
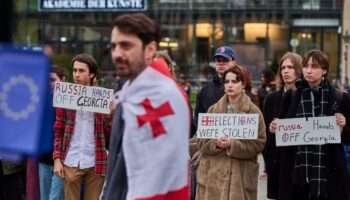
[0,45,52,160]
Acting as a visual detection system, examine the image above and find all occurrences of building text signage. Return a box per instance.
[39,0,147,11]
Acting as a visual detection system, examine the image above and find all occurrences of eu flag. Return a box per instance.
[0,45,52,160]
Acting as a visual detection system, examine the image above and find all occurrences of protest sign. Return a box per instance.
[197,113,259,139]
[275,116,340,146]
[53,82,114,114]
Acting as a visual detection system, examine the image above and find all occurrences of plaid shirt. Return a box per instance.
[54,108,111,176]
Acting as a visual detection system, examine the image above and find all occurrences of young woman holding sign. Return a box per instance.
[196,66,266,200]
[269,49,350,200]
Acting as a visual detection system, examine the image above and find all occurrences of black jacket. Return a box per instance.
[101,107,127,200]
[262,89,284,199]
[275,84,350,200]
[194,74,224,130]
[257,85,275,111]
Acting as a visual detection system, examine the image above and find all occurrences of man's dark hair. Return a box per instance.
[71,53,98,85]
[261,69,275,85]
[302,49,329,78]
[114,13,160,47]
[51,65,68,81]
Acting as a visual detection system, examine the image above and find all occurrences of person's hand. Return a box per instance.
[335,113,346,132]
[217,137,231,149]
[269,119,277,134]
[108,101,117,117]
[54,159,64,178]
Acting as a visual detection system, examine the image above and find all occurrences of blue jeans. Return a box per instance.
[39,163,64,200]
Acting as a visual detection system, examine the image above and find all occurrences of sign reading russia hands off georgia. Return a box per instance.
[275,116,341,146]
[53,82,114,114]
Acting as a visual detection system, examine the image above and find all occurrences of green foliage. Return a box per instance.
[14,0,38,12]
[52,53,73,82]
[189,91,197,110]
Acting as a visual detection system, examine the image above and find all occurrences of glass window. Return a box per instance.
[78,26,109,42]
[292,28,321,54]
[291,27,339,79]
[43,24,76,42]
[323,28,339,78]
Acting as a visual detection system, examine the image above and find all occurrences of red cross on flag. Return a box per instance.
[201,116,214,126]
[117,59,190,200]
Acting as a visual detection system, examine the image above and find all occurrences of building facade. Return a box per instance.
[13,0,344,85]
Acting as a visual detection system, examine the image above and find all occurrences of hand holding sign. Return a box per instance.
[217,137,231,149]
[335,112,346,131]
[107,101,117,119]
[269,119,277,133]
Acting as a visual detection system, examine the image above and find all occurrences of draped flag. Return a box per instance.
[117,60,190,200]
[0,46,52,160]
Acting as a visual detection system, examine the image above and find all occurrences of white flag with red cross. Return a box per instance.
[117,59,190,200]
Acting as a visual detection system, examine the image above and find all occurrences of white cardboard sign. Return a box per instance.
[53,82,114,114]
[275,116,341,146]
[196,113,259,139]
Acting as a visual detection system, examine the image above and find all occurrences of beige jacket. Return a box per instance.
[196,93,266,200]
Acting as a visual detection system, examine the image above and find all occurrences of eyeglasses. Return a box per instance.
[215,57,232,63]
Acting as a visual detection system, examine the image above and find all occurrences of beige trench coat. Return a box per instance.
[196,93,266,200]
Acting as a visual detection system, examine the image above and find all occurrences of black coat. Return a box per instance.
[194,74,224,129]
[262,90,284,199]
[257,85,275,111]
[274,86,350,200]
[101,107,128,200]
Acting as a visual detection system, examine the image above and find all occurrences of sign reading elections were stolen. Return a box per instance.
[275,116,341,146]
[39,0,147,11]
[53,82,114,114]
[197,113,259,139]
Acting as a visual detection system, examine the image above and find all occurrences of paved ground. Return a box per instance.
[258,154,268,200]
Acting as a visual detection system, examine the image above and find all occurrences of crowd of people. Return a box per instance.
[191,46,350,200]
[1,12,350,200]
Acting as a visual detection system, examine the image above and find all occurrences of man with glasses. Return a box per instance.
[190,46,236,199]
[194,46,236,127]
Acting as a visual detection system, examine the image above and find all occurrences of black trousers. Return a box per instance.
[0,162,26,200]
[292,184,328,200]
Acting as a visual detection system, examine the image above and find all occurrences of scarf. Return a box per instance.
[293,79,329,198]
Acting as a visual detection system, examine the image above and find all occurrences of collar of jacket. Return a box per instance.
[213,73,221,85]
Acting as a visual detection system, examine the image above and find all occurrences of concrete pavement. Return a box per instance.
[258,154,268,200]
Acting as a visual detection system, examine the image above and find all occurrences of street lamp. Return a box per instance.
[343,30,350,86]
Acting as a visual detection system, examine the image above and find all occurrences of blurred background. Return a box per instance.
[7,0,350,105]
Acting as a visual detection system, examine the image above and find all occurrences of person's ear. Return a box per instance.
[231,60,237,66]
[145,41,157,64]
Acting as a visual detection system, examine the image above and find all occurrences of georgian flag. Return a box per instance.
[117,60,190,200]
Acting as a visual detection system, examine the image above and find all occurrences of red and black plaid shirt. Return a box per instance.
[54,108,111,176]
